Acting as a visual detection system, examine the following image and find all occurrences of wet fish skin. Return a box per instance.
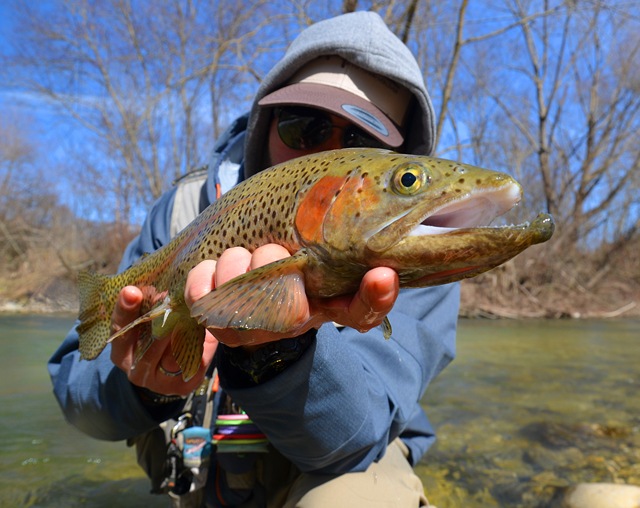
[378,213,555,287]
[77,148,554,380]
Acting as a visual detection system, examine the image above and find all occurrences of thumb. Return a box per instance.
[111,286,143,334]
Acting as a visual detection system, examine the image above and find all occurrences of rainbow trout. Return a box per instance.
[77,148,554,380]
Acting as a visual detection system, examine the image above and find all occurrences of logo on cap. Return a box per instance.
[342,104,389,137]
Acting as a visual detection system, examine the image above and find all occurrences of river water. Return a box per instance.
[0,315,638,507]
[419,318,640,507]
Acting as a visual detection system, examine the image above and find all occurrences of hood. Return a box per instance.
[243,11,436,178]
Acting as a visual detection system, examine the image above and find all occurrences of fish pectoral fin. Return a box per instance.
[107,296,173,343]
[190,251,309,334]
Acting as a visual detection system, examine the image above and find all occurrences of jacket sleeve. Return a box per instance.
[47,189,182,441]
[217,282,459,474]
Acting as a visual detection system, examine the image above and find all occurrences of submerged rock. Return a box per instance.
[563,483,640,508]
[520,421,632,451]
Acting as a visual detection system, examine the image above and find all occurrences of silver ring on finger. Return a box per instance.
[158,365,183,377]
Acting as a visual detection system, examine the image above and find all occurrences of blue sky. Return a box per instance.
[1,1,638,238]
[0,4,13,39]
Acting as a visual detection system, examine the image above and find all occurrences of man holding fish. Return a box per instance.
[49,11,551,508]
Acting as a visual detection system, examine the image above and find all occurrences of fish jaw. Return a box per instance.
[364,171,523,254]
[370,174,552,287]
[371,213,555,287]
[418,178,523,231]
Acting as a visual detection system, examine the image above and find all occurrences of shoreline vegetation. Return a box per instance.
[2,240,638,320]
[2,288,637,320]
[2,4,638,325]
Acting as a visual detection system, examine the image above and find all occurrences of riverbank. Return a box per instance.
[2,231,639,320]
[0,297,77,315]
[0,276,78,315]
[459,278,640,320]
[2,276,638,319]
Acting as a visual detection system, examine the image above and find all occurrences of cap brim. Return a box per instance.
[258,83,403,147]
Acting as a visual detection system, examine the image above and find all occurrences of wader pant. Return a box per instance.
[207,438,430,508]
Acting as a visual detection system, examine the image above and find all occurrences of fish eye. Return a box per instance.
[392,163,429,195]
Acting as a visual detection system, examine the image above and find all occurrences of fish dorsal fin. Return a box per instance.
[190,251,309,334]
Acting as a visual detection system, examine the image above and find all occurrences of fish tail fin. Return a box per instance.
[76,270,117,360]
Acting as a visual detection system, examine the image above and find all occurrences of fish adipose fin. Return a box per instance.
[190,251,309,334]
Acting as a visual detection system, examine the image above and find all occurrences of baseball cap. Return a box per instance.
[258,56,411,147]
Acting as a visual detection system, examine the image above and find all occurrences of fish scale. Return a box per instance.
[77,148,554,380]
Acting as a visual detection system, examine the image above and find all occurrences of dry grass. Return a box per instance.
[2,227,638,319]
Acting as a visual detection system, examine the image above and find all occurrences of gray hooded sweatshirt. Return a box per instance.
[49,12,458,494]
[243,10,437,177]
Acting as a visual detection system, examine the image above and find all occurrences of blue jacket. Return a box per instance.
[48,114,459,475]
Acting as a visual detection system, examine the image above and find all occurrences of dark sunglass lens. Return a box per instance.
[277,108,332,150]
[343,126,386,149]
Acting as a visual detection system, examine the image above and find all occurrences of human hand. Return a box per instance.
[110,243,399,393]
[184,244,400,349]
[110,287,218,396]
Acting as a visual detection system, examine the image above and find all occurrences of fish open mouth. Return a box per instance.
[412,181,523,236]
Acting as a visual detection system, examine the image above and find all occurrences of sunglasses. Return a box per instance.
[275,106,389,151]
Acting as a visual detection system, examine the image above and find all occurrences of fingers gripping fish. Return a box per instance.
[77,148,554,381]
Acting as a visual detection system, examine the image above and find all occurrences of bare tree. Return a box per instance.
[490,0,640,249]
[354,0,639,314]
[0,114,85,301]
[1,0,638,314]
[0,117,37,266]
[6,0,273,223]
